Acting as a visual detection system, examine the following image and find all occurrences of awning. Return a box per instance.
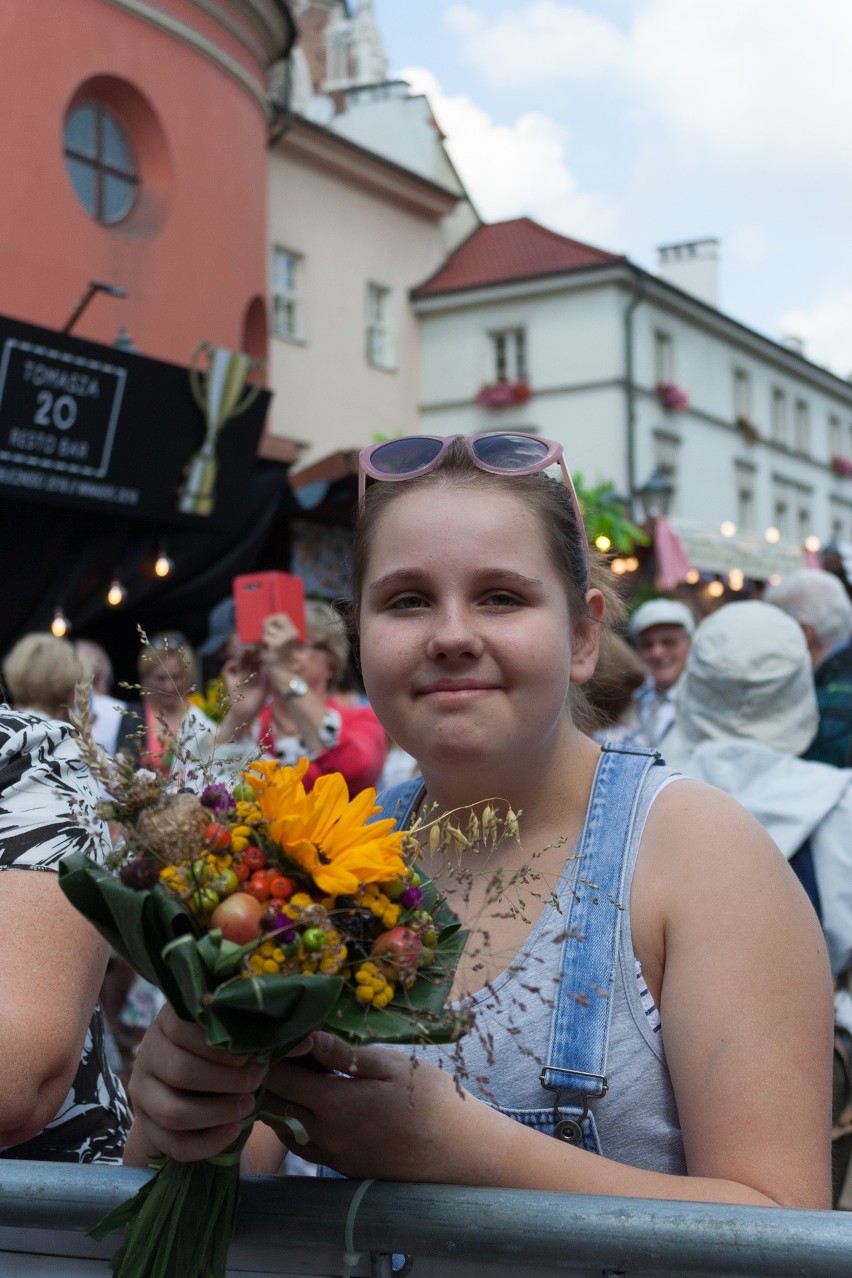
[668,516,805,581]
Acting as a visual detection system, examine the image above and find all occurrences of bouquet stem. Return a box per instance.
[90,1143,247,1278]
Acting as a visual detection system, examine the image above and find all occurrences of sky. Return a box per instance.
[371,0,852,379]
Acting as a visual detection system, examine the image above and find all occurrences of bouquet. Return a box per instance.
[59,695,476,1278]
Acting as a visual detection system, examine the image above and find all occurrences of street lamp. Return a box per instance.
[637,468,674,522]
[62,280,127,335]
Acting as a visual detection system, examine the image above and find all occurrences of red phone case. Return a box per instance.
[233,572,306,645]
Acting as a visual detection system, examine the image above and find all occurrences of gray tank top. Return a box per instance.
[404,765,687,1175]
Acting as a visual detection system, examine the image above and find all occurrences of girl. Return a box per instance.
[127,434,832,1207]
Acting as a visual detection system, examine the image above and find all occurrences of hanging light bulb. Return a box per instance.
[610,557,627,574]
[728,569,745,592]
[51,608,69,638]
[764,526,781,545]
[720,520,736,538]
[804,534,821,553]
[107,579,126,607]
[624,556,639,572]
[595,534,612,552]
[686,568,701,585]
[154,549,173,578]
[707,579,725,598]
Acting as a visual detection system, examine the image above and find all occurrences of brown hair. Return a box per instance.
[343,440,625,730]
[583,629,647,732]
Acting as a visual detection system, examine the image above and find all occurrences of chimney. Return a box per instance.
[656,238,720,308]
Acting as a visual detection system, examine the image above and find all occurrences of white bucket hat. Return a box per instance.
[672,600,818,756]
[629,598,695,638]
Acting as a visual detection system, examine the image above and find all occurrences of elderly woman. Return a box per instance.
[2,632,84,722]
[187,600,386,794]
[0,684,130,1160]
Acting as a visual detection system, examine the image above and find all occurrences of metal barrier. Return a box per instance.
[0,1160,851,1277]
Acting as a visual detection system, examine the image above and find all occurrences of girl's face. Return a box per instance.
[358,484,601,783]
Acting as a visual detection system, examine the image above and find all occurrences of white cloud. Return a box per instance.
[444,1,628,85]
[780,290,852,379]
[400,66,620,245]
[445,0,852,173]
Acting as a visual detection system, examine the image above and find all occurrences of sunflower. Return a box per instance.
[243,760,406,897]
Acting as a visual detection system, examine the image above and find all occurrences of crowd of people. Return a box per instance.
[1,434,851,1222]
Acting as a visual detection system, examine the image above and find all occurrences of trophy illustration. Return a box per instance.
[179,343,265,516]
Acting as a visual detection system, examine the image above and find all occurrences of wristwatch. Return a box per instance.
[281,675,309,700]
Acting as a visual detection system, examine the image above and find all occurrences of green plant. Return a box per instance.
[573,473,650,554]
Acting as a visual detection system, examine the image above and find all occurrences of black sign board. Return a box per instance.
[0,314,271,530]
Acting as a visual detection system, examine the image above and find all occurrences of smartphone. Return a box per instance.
[233,572,306,646]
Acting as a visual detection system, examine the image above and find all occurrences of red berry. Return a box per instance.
[269,874,296,900]
[247,871,272,901]
[204,822,231,853]
[244,846,267,872]
[234,861,250,883]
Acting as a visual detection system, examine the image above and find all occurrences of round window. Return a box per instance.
[63,103,139,225]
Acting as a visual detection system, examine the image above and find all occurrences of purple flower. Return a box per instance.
[401,886,424,909]
[200,784,233,812]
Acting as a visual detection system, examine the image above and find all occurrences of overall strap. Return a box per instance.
[540,746,662,1148]
[372,778,424,830]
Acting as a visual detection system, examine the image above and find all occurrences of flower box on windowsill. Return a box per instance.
[832,454,852,478]
[656,381,690,412]
[475,379,533,411]
[736,414,762,445]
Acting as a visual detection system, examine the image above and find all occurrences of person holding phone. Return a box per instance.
[187,599,386,795]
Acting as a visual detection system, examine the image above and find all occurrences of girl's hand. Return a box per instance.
[125,1004,265,1165]
[261,1032,488,1182]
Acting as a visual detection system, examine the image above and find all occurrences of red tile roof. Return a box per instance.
[414,217,626,297]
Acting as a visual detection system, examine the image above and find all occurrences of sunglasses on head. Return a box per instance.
[358,432,589,573]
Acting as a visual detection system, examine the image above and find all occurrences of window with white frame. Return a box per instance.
[490,328,527,384]
[771,388,787,445]
[733,367,751,417]
[366,283,393,369]
[773,499,789,537]
[654,330,674,383]
[793,399,810,453]
[271,247,304,341]
[829,414,842,458]
[737,487,755,531]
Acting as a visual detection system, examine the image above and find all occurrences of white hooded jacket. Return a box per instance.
[664,601,852,979]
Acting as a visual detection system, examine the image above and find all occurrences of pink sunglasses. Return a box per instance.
[358,433,588,574]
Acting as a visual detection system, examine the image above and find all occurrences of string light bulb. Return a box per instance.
[107,579,126,607]
[595,534,612,552]
[764,526,781,545]
[707,579,725,598]
[610,557,627,574]
[686,568,701,585]
[51,608,69,638]
[804,535,821,553]
[728,569,745,592]
[720,520,736,538]
[154,550,173,578]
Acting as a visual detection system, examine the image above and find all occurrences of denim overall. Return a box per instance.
[376,745,663,1153]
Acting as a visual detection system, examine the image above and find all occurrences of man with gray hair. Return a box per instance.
[764,568,852,767]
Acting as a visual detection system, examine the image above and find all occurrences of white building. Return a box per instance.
[413,222,852,580]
